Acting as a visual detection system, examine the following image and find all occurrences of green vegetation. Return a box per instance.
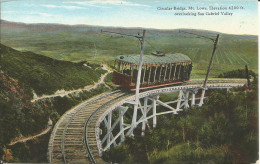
[104,72,118,90]
[0,44,110,162]
[6,134,51,163]
[50,84,109,116]
[218,68,257,79]
[0,43,104,96]
[103,77,258,163]
[1,21,258,78]
[0,71,109,162]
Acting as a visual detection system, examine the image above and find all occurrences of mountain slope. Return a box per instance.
[0,43,104,96]
[1,20,257,78]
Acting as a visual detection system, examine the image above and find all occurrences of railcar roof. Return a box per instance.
[115,53,191,65]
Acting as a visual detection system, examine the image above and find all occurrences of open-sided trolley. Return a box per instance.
[112,53,192,90]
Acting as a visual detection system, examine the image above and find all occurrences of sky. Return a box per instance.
[1,0,258,35]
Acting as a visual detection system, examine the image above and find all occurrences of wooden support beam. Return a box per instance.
[153,97,157,128]
[191,93,195,106]
[102,107,128,145]
[142,97,148,136]
[119,109,125,142]
[156,100,177,114]
[107,112,112,147]
[176,90,183,110]
[184,91,190,108]
[199,89,206,106]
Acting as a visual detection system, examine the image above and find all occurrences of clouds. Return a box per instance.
[36,12,55,17]
[40,4,85,10]
[1,10,15,14]
[65,0,151,8]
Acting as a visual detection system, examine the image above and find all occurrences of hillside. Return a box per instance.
[0,43,105,96]
[0,44,110,162]
[0,20,257,78]
[0,71,109,163]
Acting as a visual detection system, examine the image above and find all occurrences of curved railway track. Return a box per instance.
[48,79,247,163]
[48,90,130,163]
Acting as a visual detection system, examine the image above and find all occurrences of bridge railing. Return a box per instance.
[187,78,247,85]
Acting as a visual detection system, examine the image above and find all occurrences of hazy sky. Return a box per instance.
[1,0,258,35]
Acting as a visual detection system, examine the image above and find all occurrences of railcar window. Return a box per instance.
[156,65,161,82]
[172,64,177,81]
[165,64,171,80]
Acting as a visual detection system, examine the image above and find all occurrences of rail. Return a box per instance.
[48,95,98,163]
[60,90,121,163]
[84,91,130,164]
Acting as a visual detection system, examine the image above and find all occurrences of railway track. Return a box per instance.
[85,92,132,163]
[48,79,246,163]
[48,90,130,163]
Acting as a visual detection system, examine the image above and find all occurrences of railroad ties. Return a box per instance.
[48,79,247,163]
[49,90,128,163]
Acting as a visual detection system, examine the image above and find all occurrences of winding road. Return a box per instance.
[31,64,112,102]
[8,119,53,146]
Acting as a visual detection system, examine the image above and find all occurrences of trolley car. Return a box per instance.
[112,52,192,90]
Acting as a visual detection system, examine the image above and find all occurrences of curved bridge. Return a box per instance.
[48,79,247,163]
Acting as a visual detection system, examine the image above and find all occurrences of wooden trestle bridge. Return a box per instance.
[48,78,247,164]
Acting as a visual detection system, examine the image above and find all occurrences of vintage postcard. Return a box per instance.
[0,0,258,163]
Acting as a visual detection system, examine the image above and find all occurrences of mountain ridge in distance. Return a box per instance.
[0,19,257,39]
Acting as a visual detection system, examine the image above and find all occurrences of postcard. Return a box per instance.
[0,0,258,163]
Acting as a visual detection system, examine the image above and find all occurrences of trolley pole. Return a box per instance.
[199,34,219,106]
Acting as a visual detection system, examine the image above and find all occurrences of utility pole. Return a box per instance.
[133,30,146,130]
[203,34,219,88]
[101,29,146,135]
[179,30,219,106]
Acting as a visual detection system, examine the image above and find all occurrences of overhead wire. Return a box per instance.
[145,39,157,51]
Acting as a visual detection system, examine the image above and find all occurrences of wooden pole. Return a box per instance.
[199,34,219,106]
[203,34,219,88]
[132,30,146,128]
